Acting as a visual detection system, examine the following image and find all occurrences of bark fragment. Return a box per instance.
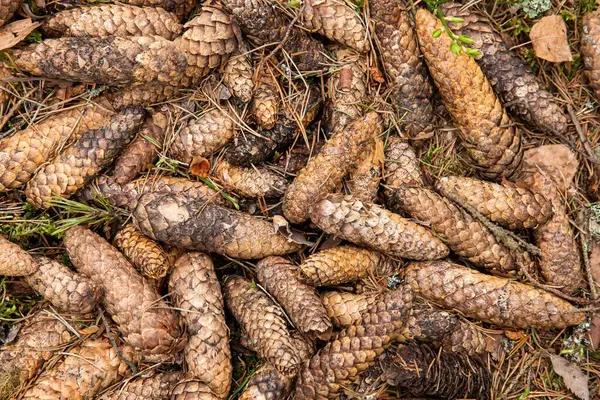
[213,159,288,198]
[113,223,170,279]
[0,235,37,276]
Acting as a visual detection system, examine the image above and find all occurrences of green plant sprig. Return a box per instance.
[424,0,481,58]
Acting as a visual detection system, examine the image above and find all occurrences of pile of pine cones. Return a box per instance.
[0,0,598,398]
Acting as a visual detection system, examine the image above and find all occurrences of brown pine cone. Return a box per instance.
[301,0,368,52]
[0,235,37,276]
[169,108,236,164]
[0,64,11,112]
[293,287,413,399]
[213,159,288,198]
[223,0,327,71]
[117,0,185,13]
[133,192,301,259]
[100,83,180,111]
[252,69,279,130]
[405,260,585,329]
[415,9,522,179]
[442,3,568,135]
[346,139,383,203]
[436,175,553,230]
[26,107,145,208]
[310,194,449,260]
[21,338,135,400]
[298,245,397,286]
[25,256,102,314]
[383,137,424,195]
[283,112,381,224]
[99,371,183,400]
[321,291,380,328]
[170,380,221,400]
[169,253,231,398]
[371,0,433,136]
[224,275,301,376]
[382,343,491,399]
[256,256,332,340]
[64,226,183,361]
[441,320,502,357]
[113,111,167,185]
[113,223,170,279]
[0,0,20,27]
[223,46,254,103]
[0,312,73,394]
[583,12,600,100]
[41,4,183,39]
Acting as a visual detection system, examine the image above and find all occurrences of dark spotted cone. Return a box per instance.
[223,0,327,71]
[310,193,449,260]
[293,287,413,399]
[0,235,37,276]
[252,68,280,130]
[64,226,183,361]
[298,245,397,286]
[169,252,231,398]
[346,138,384,203]
[99,371,183,400]
[442,3,568,135]
[583,12,600,101]
[436,175,553,230]
[371,0,433,136]
[21,337,136,400]
[223,45,254,103]
[224,275,301,376]
[25,255,102,314]
[213,159,288,198]
[25,107,145,208]
[405,260,585,329]
[416,9,522,179]
[0,0,20,27]
[133,191,301,259]
[256,256,333,340]
[113,223,171,279]
[283,112,382,224]
[41,4,183,40]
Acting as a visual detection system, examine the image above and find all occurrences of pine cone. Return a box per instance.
[170,380,221,400]
[100,83,180,111]
[113,223,170,279]
[169,108,236,164]
[0,0,20,27]
[383,137,424,195]
[415,9,522,179]
[0,64,11,112]
[213,159,288,198]
[133,191,301,259]
[321,291,380,327]
[301,0,368,52]
[346,138,383,203]
[583,12,600,101]
[41,4,183,39]
[442,3,568,135]
[405,260,585,329]
[99,371,183,400]
[256,256,332,340]
[223,46,254,103]
[371,0,433,136]
[169,252,231,398]
[310,194,449,260]
[26,107,145,208]
[25,256,102,314]
[21,338,135,400]
[64,226,183,361]
[0,235,37,276]
[298,245,397,286]
[436,175,553,230]
[252,69,279,130]
[224,275,301,376]
[441,320,502,357]
[283,112,381,224]
[117,0,186,13]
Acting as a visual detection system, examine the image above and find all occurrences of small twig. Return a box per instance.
[579,208,598,300]
[257,5,304,70]
[99,308,138,374]
[568,105,600,165]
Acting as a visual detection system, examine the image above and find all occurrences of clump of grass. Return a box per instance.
[47,196,119,237]
[0,366,21,400]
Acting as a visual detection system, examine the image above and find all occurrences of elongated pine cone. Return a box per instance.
[133,192,301,259]
[442,3,568,135]
[117,0,185,12]
[293,287,413,399]
[416,9,522,179]
[214,159,288,198]
[283,112,381,223]
[252,69,280,130]
[583,12,600,100]
[0,0,20,27]
[256,256,332,340]
[64,226,183,360]
[113,223,170,279]
[383,137,424,193]
[405,260,585,329]
[224,275,301,376]
[169,253,231,398]
[21,338,135,400]
[347,139,383,203]
[41,4,183,39]
[100,83,180,111]
[0,235,37,276]
[371,0,433,136]
[223,46,254,103]
[382,343,491,399]
[311,194,449,260]
[170,380,221,400]
[99,371,183,400]
[25,255,102,313]
[321,291,380,327]
[298,245,397,286]
[169,108,235,164]
[26,107,144,208]
[437,175,553,230]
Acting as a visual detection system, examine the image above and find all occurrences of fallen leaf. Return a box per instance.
[522,144,579,191]
[0,19,41,51]
[530,16,573,62]
[504,330,527,341]
[549,354,590,400]
[590,313,600,351]
[273,215,314,246]
[78,325,100,335]
[189,156,210,178]
[370,66,385,83]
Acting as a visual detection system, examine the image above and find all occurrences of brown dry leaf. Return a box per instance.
[272,215,314,246]
[78,326,100,335]
[530,16,573,62]
[589,240,600,350]
[549,354,589,400]
[504,330,526,341]
[190,156,210,178]
[370,66,385,83]
[0,19,41,51]
[523,145,578,191]
[590,314,600,351]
